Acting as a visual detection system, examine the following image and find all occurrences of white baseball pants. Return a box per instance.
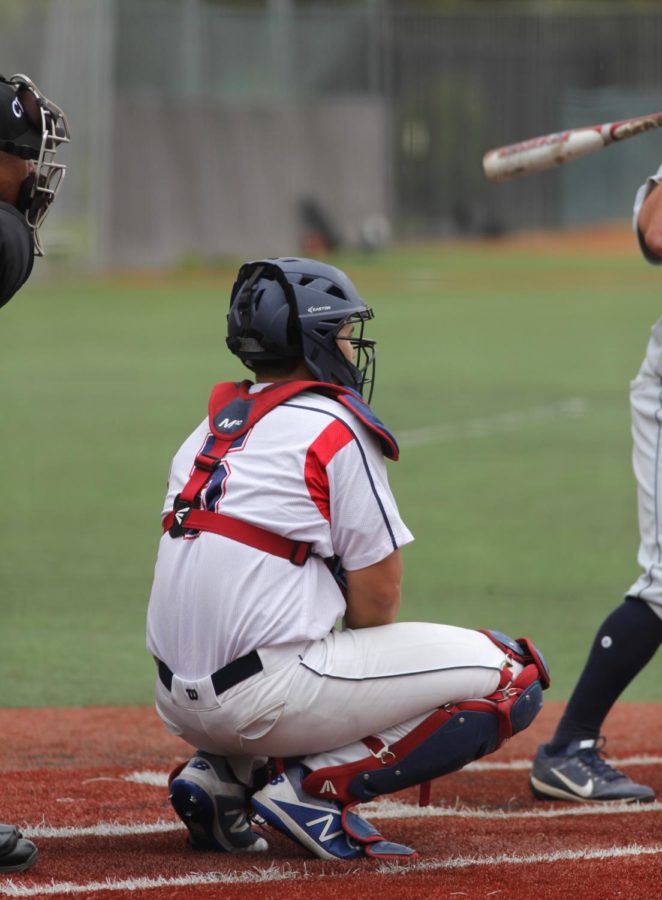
[627,321,662,620]
[154,621,514,783]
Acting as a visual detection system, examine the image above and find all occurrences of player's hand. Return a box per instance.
[0,150,34,208]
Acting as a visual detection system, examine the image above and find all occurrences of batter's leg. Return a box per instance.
[530,354,662,803]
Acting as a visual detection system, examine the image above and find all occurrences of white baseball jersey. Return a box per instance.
[146,385,414,678]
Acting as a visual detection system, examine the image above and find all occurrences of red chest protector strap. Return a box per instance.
[162,380,399,565]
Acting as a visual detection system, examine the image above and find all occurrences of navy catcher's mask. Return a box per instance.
[226,258,376,401]
[0,73,70,256]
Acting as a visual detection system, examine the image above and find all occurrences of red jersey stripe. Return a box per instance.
[304,419,354,521]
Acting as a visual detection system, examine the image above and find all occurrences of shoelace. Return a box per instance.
[577,737,625,782]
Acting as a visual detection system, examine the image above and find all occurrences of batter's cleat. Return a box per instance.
[529,737,655,803]
[0,825,38,873]
[251,765,417,861]
[169,753,268,853]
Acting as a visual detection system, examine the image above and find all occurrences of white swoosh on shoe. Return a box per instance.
[551,768,594,798]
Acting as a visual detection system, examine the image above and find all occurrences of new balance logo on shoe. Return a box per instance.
[227,809,248,834]
[305,813,343,843]
[320,779,337,795]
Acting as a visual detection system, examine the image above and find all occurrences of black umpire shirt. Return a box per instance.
[0,201,33,309]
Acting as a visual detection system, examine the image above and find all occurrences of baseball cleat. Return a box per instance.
[251,765,416,860]
[169,754,268,853]
[529,737,655,803]
[0,825,38,873]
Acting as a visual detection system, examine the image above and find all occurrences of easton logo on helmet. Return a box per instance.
[307,305,332,313]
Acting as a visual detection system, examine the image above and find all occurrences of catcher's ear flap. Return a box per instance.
[15,172,36,217]
[237,264,265,333]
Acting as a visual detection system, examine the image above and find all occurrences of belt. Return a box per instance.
[156,650,263,696]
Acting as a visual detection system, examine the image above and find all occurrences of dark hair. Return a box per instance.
[248,357,303,378]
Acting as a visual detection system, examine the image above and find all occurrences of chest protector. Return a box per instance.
[162,380,399,565]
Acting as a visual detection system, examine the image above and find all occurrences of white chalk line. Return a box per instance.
[23,795,662,841]
[24,820,180,840]
[398,397,588,448]
[374,842,662,875]
[20,754,660,841]
[357,797,662,821]
[123,754,662,788]
[1,844,661,896]
[124,771,167,786]
[0,865,297,897]
[464,753,662,771]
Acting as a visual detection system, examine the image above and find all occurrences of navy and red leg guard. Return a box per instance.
[303,632,548,806]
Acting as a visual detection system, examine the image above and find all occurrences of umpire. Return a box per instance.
[0,72,69,872]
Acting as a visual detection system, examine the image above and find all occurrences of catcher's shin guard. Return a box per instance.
[303,636,548,805]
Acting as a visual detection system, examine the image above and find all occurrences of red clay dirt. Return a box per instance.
[0,702,660,899]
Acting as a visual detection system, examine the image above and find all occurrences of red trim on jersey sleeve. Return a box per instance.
[304,419,354,521]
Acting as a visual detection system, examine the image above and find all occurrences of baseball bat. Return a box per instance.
[483,112,662,182]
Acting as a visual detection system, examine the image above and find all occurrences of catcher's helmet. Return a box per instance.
[227,258,376,400]
[0,73,70,256]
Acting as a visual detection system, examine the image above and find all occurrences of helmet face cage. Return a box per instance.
[227,258,377,400]
[7,74,70,256]
[305,307,376,403]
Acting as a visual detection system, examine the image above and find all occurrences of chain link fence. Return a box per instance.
[2,0,662,269]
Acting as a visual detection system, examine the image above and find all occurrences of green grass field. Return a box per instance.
[2,234,661,708]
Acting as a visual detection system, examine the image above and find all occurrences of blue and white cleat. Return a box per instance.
[530,737,655,803]
[169,753,268,852]
[251,765,416,860]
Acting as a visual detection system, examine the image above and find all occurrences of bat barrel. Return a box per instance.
[483,113,662,182]
[483,129,606,182]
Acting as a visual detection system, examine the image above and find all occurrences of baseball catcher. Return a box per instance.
[147,258,550,860]
[0,71,69,872]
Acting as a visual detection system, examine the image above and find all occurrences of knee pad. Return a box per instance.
[480,628,551,689]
